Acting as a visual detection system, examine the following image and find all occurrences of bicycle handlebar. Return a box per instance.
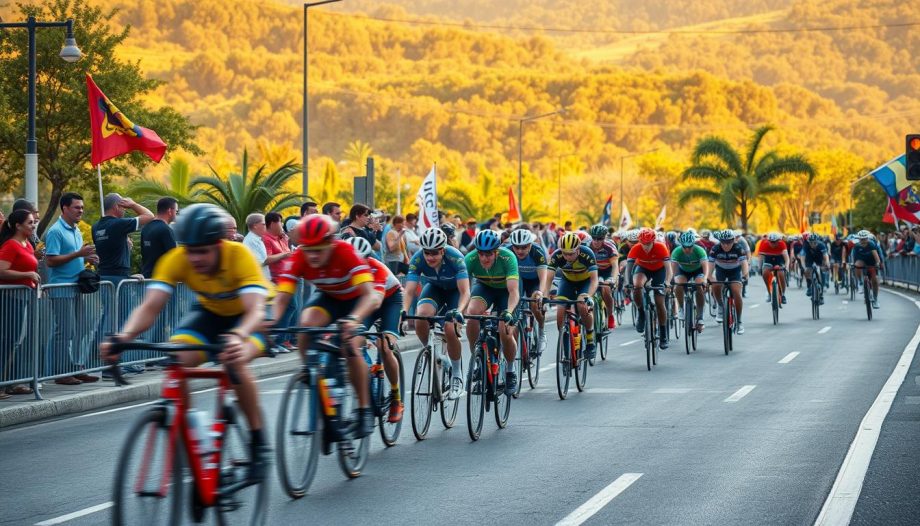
[103,340,246,387]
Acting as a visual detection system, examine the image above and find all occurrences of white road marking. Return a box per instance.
[35,502,113,525]
[619,339,641,347]
[816,288,920,526]
[818,326,832,334]
[724,385,756,402]
[556,473,643,526]
[653,388,692,394]
[778,352,800,364]
[750,304,760,309]
[842,300,849,305]
[539,362,557,373]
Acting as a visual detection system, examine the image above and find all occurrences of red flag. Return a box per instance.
[507,187,521,223]
[887,197,920,224]
[87,74,167,166]
[882,200,896,225]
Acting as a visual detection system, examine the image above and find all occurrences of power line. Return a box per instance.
[321,11,920,36]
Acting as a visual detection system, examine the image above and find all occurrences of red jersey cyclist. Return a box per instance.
[757,233,790,304]
[626,228,673,349]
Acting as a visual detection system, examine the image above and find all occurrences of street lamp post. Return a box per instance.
[303,0,343,198]
[617,148,658,226]
[517,109,564,218]
[556,152,577,223]
[0,17,81,206]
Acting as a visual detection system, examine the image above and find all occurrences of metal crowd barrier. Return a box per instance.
[0,285,38,395]
[882,256,920,292]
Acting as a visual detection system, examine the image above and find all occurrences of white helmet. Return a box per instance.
[419,228,448,250]
[346,236,374,258]
[856,230,870,240]
[509,229,535,246]
[767,232,781,242]
[627,229,640,243]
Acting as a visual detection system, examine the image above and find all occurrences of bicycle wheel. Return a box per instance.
[527,324,541,388]
[599,326,609,361]
[439,354,460,429]
[575,329,588,392]
[495,353,511,429]
[811,279,820,320]
[216,403,270,526]
[336,381,370,479]
[555,323,571,400]
[645,307,653,371]
[771,280,780,325]
[864,279,873,321]
[410,348,433,440]
[466,349,486,440]
[849,272,857,301]
[649,308,658,366]
[112,407,184,526]
[276,371,320,499]
[722,301,731,356]
[378,348,404,447]
[513,326,525,399]
[631,301,638,327]
[684,299,693,355]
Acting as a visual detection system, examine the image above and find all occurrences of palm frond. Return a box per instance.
[682,164,733,183]
[744,125,775,172]
[756,155,815,185]
[678,188,721,207]
[692,137,743,176]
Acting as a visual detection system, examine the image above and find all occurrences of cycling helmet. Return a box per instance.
[474,229,501,251]
[559,232,581,250]
[589,224,608,239]
[298,214,333,247]
[733,229,742,238]
[509,228,535,246]
[714,229,735,242]
[613,230,626,239]
[801,232,810,242]
[856,230,870,240]
[576,231,590,243]
[678,231,697,247]
[419,227,448,250]
[346,236,374,258]
[175,204,227,247]
[440,222,456,238]
[767,232,782,242]
[666,231,678,245]
[626,229,640,243]
[637,228,656,244]
[807,232,819,243]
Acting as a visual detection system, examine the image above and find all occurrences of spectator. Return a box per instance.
[225,215,243,242]
[243,213,273,282]
[383,214,409,275]
[0,207,4,225]
[44,192,99,385]
[283,215,301,248]
[140,197,178,278]
[11,199,46,280]
[263,212,296,351]
[564,221,573,232]
[92,193,154,284]
[341,204,382,252]
[459,218,477,253]
[322,201,343,223]
[300,200,318,217]
[404,213,422,255]
[0,209,40,397]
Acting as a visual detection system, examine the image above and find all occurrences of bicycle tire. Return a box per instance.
[526,320,542,388]
[410,348,433,440]
[276,371,320,499]
[466,349,486,440]
[864,278,873,321]
[599,328,609,361]
[513,323,525,398]
[216,403,270,526]
[684,298,693,355]
[439,352,460,429]
[556,323,571,400]
[495,349,511,429]
[645,306,653,371]
[722,299,731,356]
[336,384,370,479]
[849,271,857,301]
[631,301,638,327]
[378,348,404,447]
[112,407,184,526]
[771,279,780,325]
[575,329,588,392]
[650,306,658,366]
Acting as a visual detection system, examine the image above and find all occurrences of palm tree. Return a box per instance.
[344,140,373,176]
[678,126,814,232]
[192,150,304,234]
[127,157,201,209]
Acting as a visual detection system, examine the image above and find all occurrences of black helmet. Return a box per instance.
[176,204,227,247]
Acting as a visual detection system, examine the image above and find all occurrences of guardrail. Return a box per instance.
[882,255,920,292]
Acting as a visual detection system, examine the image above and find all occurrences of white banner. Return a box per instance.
[654,205,667,230]
[415,165,439,231]
[619,203,633,230]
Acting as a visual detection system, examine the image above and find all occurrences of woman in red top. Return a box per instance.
[0,210,40,398]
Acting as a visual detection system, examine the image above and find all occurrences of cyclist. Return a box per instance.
[798,232,830,305]
[696,229,715,252]
[758,233,790,304]
[465,230,521,391]
[789,235,804,279]
[670,231,708,331]
[101,204,272,481]
[506,228,551,356]
[345,236,405,423]
[707,229,749,334]
[273,215,381,438]
[588,224,620,330]
[851,230,881,309]
[626,228,672,348]
[543,232,599,359]
[829,233,848,290]
[402,228,470,399]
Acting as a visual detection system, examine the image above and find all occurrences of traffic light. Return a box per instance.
[908,134,920,181]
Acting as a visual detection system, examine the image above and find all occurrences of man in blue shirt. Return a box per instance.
[44,192,100,385]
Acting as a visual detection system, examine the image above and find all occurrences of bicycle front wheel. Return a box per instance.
[466,349,486,440]
[575,335,588,392]
[378,348,404,447]
[276,371,320,499]
[410,348,433,440]
[216,403,270,526]
[556,325,571,400]
[336,381,370,479]
[112,407,183,526]
[864,280,873,321]
[771,280,780,325]
[527,325,541,388]
[684,300,693,355]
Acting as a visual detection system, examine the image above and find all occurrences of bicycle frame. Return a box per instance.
[466,314,505,396]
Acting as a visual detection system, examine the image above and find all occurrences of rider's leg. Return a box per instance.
[415,301,436,347]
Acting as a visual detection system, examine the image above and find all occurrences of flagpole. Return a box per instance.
[96,164,104,215]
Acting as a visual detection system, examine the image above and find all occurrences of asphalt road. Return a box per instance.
[2,279,918,526]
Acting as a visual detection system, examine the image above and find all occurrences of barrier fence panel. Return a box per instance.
[115,279,170,367]
[883,256,920,291]
[0,285,38,396]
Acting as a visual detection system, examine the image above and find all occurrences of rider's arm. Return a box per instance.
[506,278,520,313]
[233,291,268,340]
[118,289,171,339]
[456,277,471,313]
[872,249,880,267]
[585,271,599,298]
[402,281,418,312]
[536,267,550,297]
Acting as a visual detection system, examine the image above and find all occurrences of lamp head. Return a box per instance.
[59,21,81,63]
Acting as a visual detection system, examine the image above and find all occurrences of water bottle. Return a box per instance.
[320,377,340,418]
[572,325,581,353]
[187,409,212,453]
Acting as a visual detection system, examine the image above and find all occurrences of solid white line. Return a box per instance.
[556,473,643,526]
[750,304,760,309]
[815,288,920,526]
[653,388,692,394]
[35,502,113,525]
[724,385,756,402]
[619,339,641,347]
[778,352,800,364]
[818,326,832,334]
[539,362,557,373]
[842,300,849,305]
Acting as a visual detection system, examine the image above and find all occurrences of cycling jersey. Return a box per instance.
[829,241,846,261]
[277,240,373,299]
[708,243,747,269]
[366,256,401,298]
[149,241,270,317]
[799,241,828,261]
[617,242,631,260]
[406,245,468,290]
[589,240,619,271]
[504,243,547,281]
[670,245,707,272]
[851,243,880,265]
[548,246,597,282]
[627,242,670,271]
[464,247,520,289]
[758,240,787,257]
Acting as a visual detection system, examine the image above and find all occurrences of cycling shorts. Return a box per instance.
[305,292,359,323]
[761,255,785,269]
[676,268,705,281]
[803,255,824,269]
[172,303,267,361]
[852,257,877,268]
[556,278,591,301]
[362,290,403,337]
[520,277,541,298]
[597,266,613,280]
[714,267,742,283]
[633,266,667,287]
[471,282,510,314]
[418,283,460,312]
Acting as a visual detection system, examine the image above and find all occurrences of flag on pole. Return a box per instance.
[654,205,667,230]
[87,74,167,166]
[885,196,920,224]
[870,154,909,198]
[799,206,807,233]
[882,200,897,225]
[507,187,521,223]
[830,214,838,236]
[600,195,613,227]
[619,203,633,230]
[415,165,439,231]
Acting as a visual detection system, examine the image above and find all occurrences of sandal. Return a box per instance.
[6,385,33,395]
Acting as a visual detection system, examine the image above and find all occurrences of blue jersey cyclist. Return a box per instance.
[402,228,470,399]
[542,232,600,360]
[506,228,551,357]
[797,233,830,304]
[851,230,881,309]
[587,224,620,331]
[707,229,749,334]
[465,230,522,393]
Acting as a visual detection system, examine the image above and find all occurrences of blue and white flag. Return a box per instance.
[600,195,612,227]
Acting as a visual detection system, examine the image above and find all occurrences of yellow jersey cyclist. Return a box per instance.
[506,228,552,357]
[402,228,471,400]
[465,230,521,392]
[587,224,620,330]
[670,231,709,331]
[101,204,272,482]
[542,232,599,360]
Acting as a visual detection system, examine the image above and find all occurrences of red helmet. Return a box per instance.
[638,228,656,244]
[298,214,333,246]
[576,231,590,243]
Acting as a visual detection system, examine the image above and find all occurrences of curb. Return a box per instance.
[0,338,423,429]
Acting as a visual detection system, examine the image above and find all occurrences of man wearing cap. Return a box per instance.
[92,193,154,285]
